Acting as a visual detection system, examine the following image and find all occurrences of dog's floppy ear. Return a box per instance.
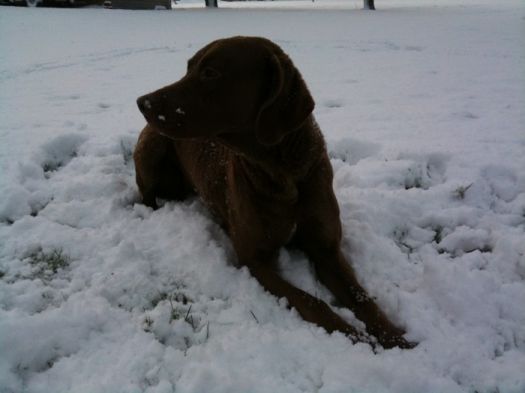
[255,52,315,146]
[187,39,221,72]
[187,46,208,72]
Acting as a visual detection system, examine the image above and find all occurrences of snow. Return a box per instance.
[1,1,524,392]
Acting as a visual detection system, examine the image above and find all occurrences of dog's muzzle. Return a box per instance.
[137,95,157,121]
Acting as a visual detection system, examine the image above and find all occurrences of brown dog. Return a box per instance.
[133,36,413,349]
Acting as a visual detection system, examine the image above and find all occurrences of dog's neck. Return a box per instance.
[218,116,325,181]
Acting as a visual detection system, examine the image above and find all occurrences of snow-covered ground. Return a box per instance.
[1,1,524,392]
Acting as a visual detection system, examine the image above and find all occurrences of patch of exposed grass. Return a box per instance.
[453,183,473,200]
[27,248,71,281]
[432,225,444,244]
[392,227,414,255]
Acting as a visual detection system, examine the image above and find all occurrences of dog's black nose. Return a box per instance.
[137,95,153,114]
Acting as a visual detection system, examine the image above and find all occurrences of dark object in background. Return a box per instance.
[364,0,375,10]
[104,0,171,9]
[1,0,103,7]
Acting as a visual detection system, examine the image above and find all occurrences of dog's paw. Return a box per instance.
[143,198,159,210]
[379,334,418,350]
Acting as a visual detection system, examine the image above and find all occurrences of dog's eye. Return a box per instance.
[200,67,221,81]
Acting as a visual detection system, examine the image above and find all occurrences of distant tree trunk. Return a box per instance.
[364,0,375,10]
[205,0,217,7]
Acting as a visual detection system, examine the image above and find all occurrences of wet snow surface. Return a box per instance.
[1,1,524,392]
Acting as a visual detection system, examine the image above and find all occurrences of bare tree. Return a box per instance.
[364,0,375,10]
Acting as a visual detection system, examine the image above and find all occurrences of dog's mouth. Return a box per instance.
[137,95,187,135]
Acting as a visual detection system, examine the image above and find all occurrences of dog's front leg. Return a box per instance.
[226,164,366,341]
[295,157,415,349]
[244,254,367,342]
[134,126,195,209]
[311,248,415,349]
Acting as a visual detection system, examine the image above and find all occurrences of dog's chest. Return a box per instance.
[174,139,299,237]
[174,139,229,209]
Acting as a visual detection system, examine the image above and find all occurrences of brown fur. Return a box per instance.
[133,36,414,349]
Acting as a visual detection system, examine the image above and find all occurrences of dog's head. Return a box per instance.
[137,36,314,146]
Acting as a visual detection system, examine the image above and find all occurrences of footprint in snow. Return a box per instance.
[405,46,424,52]
[437,226,493,257]
[328,137,381,166]
[453,165,523,211]
[51,94,81,101]
[399,153,448,190]
[453,111,479,120]
[39,133,88,174]
[323,98,344,109]
[481,165,521,203]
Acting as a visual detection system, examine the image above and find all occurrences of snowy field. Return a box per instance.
[1,1,525,392]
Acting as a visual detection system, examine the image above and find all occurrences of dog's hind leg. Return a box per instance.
[133,125,193,209]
